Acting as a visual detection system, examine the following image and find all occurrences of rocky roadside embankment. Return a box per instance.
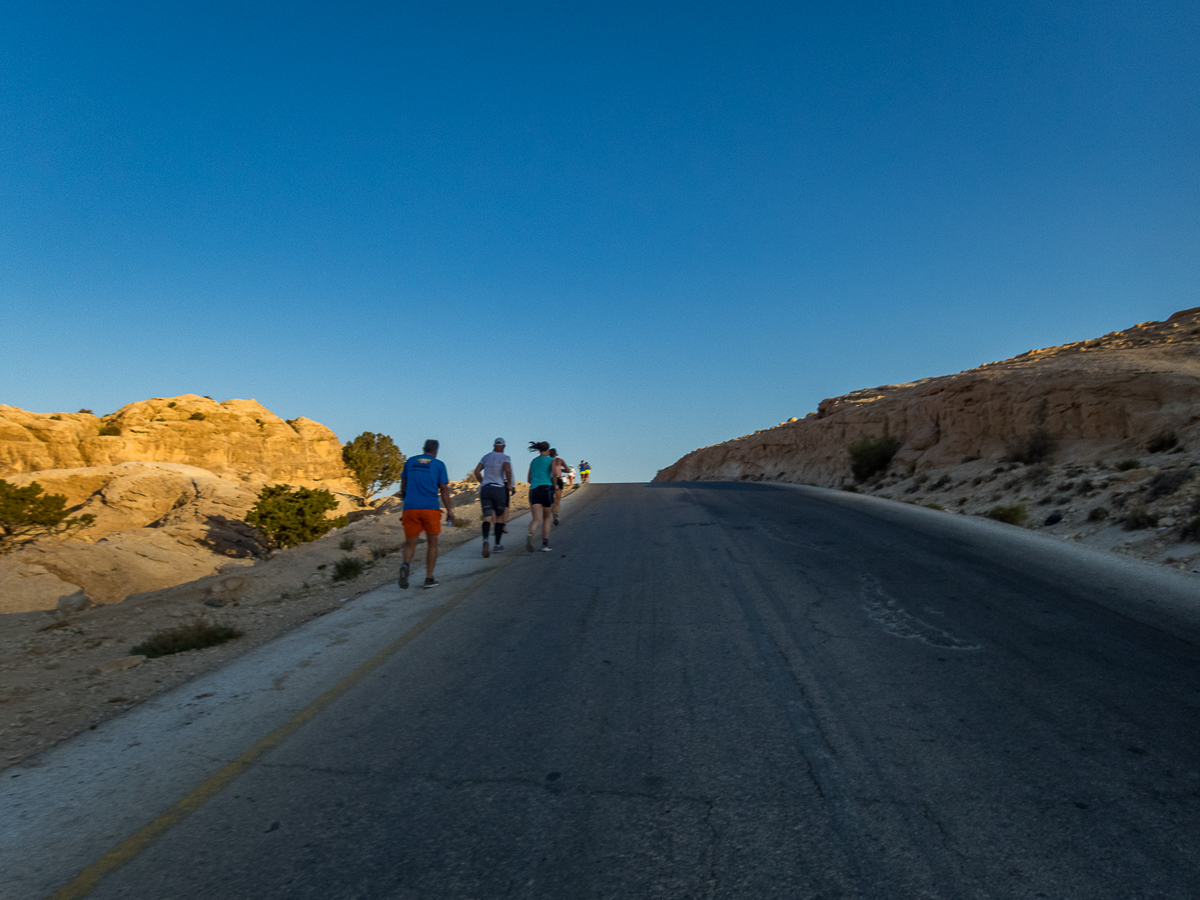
[655,308,1200,570]
[0,480,552,769]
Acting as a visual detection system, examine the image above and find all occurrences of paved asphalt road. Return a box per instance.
[48,483,1200,897]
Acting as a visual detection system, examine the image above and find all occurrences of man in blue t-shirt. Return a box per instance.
[398,439,454,590]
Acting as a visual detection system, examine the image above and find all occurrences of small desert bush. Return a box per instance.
[1180,517,1200,542]
[847,435,902,482]
[78,408,94,415]
[1147,431,1179,454]
[1005,430,1056,465]
[452,516,472,528]
[370,545,397,561]
[1027,464,1051,486]
[98,424,121,436]
[167,401,177,408]
[1145,469,1194,500]
[333,556,365,581]
[49,414,61,420]
[189,411,206,421]
[1121,508,1160,531]
[986,503,1028,526]
[924,503,944,511]
[245,484,346,549]
[338,536,356,551]
[131,620,242,658]
[1087,507,1109,522]
[930,474,951,490]
[1115,459,1142,472]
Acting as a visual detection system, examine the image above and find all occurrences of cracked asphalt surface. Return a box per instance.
[67,483,1200,897]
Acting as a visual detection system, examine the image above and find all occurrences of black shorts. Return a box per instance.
[530,485,554,507]
[556,477,564,490]
[480,484,508,517]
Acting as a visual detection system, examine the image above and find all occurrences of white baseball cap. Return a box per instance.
[494,437,506,445]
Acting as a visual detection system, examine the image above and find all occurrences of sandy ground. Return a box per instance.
[0,481,578,770]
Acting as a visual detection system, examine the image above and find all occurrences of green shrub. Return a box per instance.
[189,412,206,421]
[131,620,242,658]
[332,556,365,581]
[1145,469,1194,500]
[77,408,94,415]
[847,434,902,482]
[1005,430,1056,464]
[986,503,1028,526]
[1115,459,1142,471]
[338,536,356,551]
[453,516,472,527]
[49,414,62,420]
[0,480,96,554]
[924,503,944,510]
[98,424,121,436]
[1087,507,1109,522]
[1147,432,1179,454]
[1181,517,1200,542]
[167,401,177,408]
[245,484,346,548]
[370,546,396,561]
[1121,508,1159,531]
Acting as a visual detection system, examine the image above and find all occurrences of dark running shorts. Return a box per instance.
[530,485,554,508]
[480,484,508,517]
[556,477,564,490]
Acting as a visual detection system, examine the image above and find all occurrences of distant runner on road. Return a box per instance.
[527,441,555,552]
[549,448,567,527]
[579,460,591,484]
[398,439,454,589]
[473,438,513,557]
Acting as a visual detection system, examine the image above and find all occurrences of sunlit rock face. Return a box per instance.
[0,397,359,613]
[0,394,351,488]
[655,309,1200,485]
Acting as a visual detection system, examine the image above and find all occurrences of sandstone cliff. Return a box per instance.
[656,308,1200,485]
[0,394,352,489]
[0,396,361,613]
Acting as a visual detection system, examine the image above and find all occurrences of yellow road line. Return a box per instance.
[46,561,511,900]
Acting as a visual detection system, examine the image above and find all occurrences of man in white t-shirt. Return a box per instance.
[472,438,513,557]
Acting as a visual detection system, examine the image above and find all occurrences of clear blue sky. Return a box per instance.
[2,1,1197,483]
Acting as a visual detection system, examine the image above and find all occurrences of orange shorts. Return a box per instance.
[402,509,442,539]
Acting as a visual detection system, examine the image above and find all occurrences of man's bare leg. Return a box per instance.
[426,534,439,577]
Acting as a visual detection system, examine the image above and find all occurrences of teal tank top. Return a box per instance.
[529,455,554,488]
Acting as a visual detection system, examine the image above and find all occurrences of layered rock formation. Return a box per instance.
[656,309,1200,485]
[0,394,352,489]
[0,396,360,614]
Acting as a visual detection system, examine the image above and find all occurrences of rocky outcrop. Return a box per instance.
[656,309,1200,486]
[0,394,353,490]
[0,463,275,612]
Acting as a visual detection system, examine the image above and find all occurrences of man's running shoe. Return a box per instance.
[553,513,559,526]
[493,543,504,552]
[398,563,410,590]
[541,544,551,552]
[482,541,490,558]
[526,535,534,553]
[424,577,439,589]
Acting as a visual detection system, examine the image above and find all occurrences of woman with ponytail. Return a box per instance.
[526,441,554,552]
